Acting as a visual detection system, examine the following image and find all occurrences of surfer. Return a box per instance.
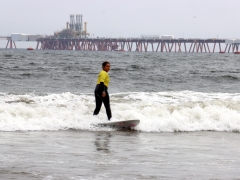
[93,61,112,120]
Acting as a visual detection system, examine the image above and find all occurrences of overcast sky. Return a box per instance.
[0,0,239,48]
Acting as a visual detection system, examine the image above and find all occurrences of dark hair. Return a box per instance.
[102,61,110,67]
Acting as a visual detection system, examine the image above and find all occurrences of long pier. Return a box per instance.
[2,36,240,53]
[36,37,240,53]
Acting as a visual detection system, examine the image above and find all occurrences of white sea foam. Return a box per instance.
[0,91,240,132]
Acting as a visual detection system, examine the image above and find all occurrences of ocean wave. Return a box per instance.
[201,75,240,82]
[3,54,13,58]
[0,91,240,132]
[221,75,239,80]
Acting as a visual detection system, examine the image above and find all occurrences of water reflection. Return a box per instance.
[94,132,112,153]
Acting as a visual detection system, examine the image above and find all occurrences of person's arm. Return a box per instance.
[99,82,106,97]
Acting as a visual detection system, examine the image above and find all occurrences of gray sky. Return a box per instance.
[1,0,239,48]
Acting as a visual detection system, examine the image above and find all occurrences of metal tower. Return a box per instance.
[69,14,75,30]
[75,14,83,33]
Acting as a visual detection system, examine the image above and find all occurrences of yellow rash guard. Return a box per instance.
[96,70,110,87]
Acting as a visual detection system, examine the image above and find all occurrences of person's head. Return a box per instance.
[102,61,110,72]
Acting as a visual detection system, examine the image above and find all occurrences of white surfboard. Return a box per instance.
[97,119,140,130]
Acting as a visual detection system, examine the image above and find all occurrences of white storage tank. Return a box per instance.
[161,35,174,40]
[11,33,44,41]
[28,35,38,41]
[225,39,234,44]
[234,39,240,44]
[21,34,29,41]
[140,35,159,39]
[28,35,35,41]
[11,33,22,41]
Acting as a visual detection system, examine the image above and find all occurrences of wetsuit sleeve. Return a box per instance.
[98,82,105,93]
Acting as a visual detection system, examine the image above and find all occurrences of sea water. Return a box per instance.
[0,49,240,179]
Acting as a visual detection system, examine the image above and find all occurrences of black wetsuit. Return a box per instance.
[93,82,112,120]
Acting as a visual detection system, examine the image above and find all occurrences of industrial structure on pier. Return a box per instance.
[1,14,240,54]
[54,14,89,39]
[3,14,90,49]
